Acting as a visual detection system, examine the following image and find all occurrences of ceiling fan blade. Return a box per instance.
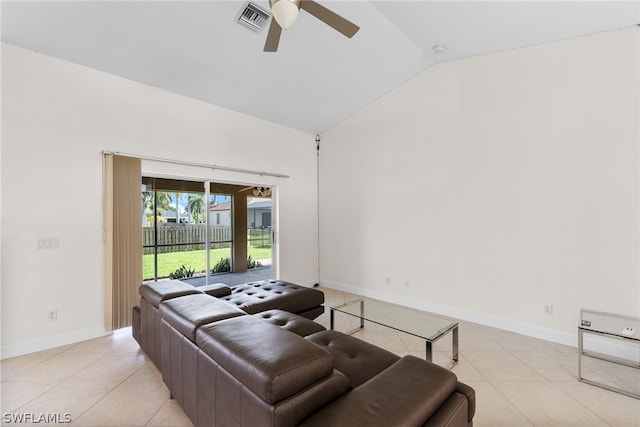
[300,0,359,38]
[264,18,282,52]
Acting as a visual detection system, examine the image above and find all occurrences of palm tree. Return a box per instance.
[156,192,173,212]
[141,191,174,224]
[173,192,180,223]
[188,194,206,223]
[141,191,154,225]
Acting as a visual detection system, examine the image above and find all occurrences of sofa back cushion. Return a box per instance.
[196,352,351,427]
[139,280,201,308]
[196,315,334,403]
[160,293,245,342]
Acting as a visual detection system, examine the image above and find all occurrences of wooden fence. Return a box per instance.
[143,225,231,254]
[248,228,271,248]
[142,225,271,254]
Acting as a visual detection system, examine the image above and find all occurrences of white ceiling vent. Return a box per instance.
[237,2,271,33]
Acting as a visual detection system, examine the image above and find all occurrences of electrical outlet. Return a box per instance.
[622,327,636,337]
[385,276,391,285]
[48,309,57,321]
[403,280,410,288]
[38,237,59,249]
[544,304,553,316]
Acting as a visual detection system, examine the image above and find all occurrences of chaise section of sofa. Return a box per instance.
[219,280,325,319]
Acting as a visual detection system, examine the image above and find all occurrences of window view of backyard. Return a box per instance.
[142,187,272,281]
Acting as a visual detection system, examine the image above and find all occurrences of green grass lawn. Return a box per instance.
[143,246,271,280]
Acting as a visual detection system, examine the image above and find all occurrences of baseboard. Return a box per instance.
[320,280,639,363]
[300,279,321,288]
[1,326,110,360]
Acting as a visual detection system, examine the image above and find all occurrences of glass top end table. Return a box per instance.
[330,298,459,369]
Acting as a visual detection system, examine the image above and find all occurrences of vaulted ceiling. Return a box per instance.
[2,1,638,134]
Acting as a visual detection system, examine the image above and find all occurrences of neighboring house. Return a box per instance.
[157,209,189,224]
[248,198,271,229]
[208,197,271,228]
[209,202,232,226]
[143,207,191,225]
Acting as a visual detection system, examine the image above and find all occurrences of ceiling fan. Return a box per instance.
[264,0,360,52]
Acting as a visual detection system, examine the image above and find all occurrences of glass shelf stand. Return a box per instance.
[578,309,640,399]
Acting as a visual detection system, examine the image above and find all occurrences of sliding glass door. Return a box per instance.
[142,177,274,283]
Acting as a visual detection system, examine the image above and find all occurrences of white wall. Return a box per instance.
[320,27,640,347]
[3,27,638,358]
[1,43,318,358]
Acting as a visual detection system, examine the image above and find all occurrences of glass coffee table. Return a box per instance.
[330,297,459,368]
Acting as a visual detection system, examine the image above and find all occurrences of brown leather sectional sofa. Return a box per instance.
[132,279,475,427]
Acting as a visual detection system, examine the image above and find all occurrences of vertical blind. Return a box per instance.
[104,154,142,330]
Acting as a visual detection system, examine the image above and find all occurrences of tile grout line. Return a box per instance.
[0,351,59,381]
[8,346,109,416]
[67,354,155,425]
[492,359,554,427]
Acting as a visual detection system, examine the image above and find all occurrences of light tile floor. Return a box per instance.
[1,287,638,426]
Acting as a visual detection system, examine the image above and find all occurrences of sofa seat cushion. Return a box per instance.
[140,280,201,308]
[300,355,458,427]
[160,294,245,342]
[306,330,400,387]
[196,315,334,404]
[253,309,326,337]
[220,280,324,315]
[198,282,232,298]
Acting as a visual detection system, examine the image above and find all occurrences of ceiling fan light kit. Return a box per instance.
[270,0,301,29]
[253,187,272,197]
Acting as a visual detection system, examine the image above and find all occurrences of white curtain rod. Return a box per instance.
[103,151,290,179]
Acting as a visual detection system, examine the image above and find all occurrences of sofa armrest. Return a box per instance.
[455,382,475,422]
[198,282,232,298]
[300,356,459,427]
[421,393,468,427]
